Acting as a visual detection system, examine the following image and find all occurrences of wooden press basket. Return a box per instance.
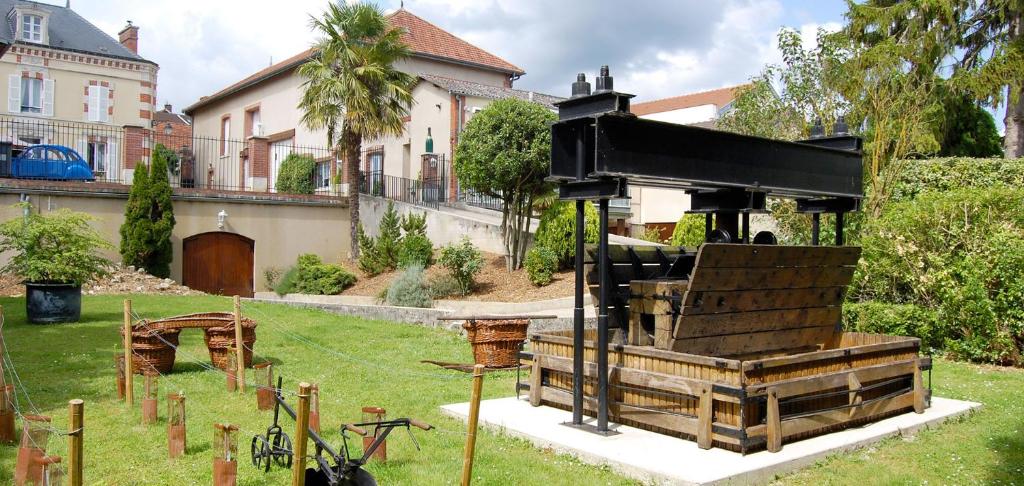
[203,324,256,370]
[121,324,180,374]
[463,319,529,368]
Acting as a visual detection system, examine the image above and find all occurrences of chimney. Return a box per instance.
[163,103,172,113]
[118,21,138,53]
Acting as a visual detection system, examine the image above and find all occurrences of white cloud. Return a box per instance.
[44,0,844,113]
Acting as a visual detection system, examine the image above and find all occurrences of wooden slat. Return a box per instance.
[747,359,916,398]
[693,244,862,268]
[697,387,713,449]
[531,332,743,370]
[688,266,855,291]
[681,287,846,315]
[780,391,915,439]
[741,334,920,372]
[673,307,842,339]
[669,325,835,358]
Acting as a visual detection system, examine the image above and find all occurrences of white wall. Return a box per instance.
[639,104,717,125]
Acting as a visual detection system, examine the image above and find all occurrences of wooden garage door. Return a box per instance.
[182,232,255,298]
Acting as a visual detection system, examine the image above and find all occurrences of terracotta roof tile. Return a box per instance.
[388,9,523,75]
[420,74,563,109]
[630,84,748,116]
[186,9,523,114]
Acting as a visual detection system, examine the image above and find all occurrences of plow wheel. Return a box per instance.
[251,435,272,472]
[272,431,293,468]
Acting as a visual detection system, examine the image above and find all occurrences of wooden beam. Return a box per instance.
[913,359,926,413]
[742,335,919,372]
[748,359,917,399]
[697,387,713,449]
[780,391,915,438]
[766,388,781,453]
[669,325,835,358]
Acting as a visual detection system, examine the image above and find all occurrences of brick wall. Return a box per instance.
[123,125,151,169]
[152,120,191,151]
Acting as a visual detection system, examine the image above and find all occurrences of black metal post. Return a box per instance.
[597,198,610,432]
[835,211,845,245]
[704,213,713,242]
[811,213,820,246]
[569,73,591,426]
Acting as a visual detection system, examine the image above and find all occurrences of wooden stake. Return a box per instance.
[461,364,485,486]
[233,296,245,393]
[292,382,311,486]
[913,359,926,413]
[697,386,712,449]
[68,399,84,486]
[767,388,781,453]
[123,300,133,407]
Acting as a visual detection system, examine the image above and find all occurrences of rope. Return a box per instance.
[0,314,69,454]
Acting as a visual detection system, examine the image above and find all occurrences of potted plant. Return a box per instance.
[0,204,113,323]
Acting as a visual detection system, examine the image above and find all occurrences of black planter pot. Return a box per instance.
[25,282,82,324]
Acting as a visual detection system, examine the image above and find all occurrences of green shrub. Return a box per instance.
[0,205,112,285]
[843,302,940,350]
[357,202,404,276]
[890,157,1024,203]
[398,233,433,268]
[426,274,462,299]
[275,153,317,194]
[273,266,300,296]
[291,253,356,295]
[533,201,599,268]
[119,150,176,278]
[852,187,1024,365]
[525,246,558,286]
[636,226,665,244]
[439,238,484,295]
[385,264,432,308]
[669,214,706,247]
[401,212,428,237]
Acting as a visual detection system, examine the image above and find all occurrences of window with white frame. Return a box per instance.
[87,142,107,174]
[21,77,41,113]
[21,14,42,42]
[220,117,231,156]
[87,85,111,122]
[315,161,330,189]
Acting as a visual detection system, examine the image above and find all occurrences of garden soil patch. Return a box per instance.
[340,252,575,302]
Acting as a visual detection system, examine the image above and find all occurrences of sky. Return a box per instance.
[56,0,851,112]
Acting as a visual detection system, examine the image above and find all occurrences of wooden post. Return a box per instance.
[68,399,83,486]
[123,300,133,407]
[913,359,926,414]
[292,382,311,486]
[766,388,781,453]
[461,364,485,486]
[847,374,863,418]
[528,355,542,407]
[233,296,245,393]
[697,386,713,449]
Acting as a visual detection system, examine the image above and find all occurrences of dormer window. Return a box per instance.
[21,14,41,42]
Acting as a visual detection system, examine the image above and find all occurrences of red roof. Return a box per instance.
[631,85,748,116]
[185,9,523,114]
[389,9,523,75]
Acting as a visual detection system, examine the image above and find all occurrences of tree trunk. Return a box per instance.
[345,128,362,260]
[1005,85,1024,158]
[1005,13,1024,158]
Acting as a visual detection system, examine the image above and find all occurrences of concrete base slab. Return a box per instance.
[441,396,980,485]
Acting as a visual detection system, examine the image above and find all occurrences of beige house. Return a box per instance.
[0,1,157,182]
[185,8,559,197]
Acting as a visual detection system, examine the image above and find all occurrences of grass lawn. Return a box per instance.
[0,294,1019,485]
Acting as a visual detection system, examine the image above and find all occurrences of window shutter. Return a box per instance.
[99,87,110,123]
[77,139,87,161]
[42,78,54,117]
[8,75,20,113]
[107,140,118,180]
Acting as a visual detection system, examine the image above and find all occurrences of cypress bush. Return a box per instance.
[119,151,176,278]
[276,153,317,194]
[533,201,599,268]
[119,162,152,270]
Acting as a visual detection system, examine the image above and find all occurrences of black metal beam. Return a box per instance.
[558,178,628,200]
[686,189,767,213]
[797,134,864,152]
[551,114,864,199]
[796,197,860,214]
[553,91,635,121]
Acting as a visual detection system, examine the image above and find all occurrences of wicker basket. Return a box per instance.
[204,325,256,370]
[152,312,256,330]
[120,325,181,374]
[462,319,529,368]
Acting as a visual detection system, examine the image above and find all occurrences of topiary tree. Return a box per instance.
[119,163,152,271]
[276,153,317,194]
[455,98,556,270]
[533,201,598,269]
[148,150,175,278]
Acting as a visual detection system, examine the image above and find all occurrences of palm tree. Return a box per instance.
[299,2,415,259]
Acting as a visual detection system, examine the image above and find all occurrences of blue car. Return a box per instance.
[12,145,95,181]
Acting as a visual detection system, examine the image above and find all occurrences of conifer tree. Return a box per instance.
[148,149,176,278]
[119,163,152,270]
